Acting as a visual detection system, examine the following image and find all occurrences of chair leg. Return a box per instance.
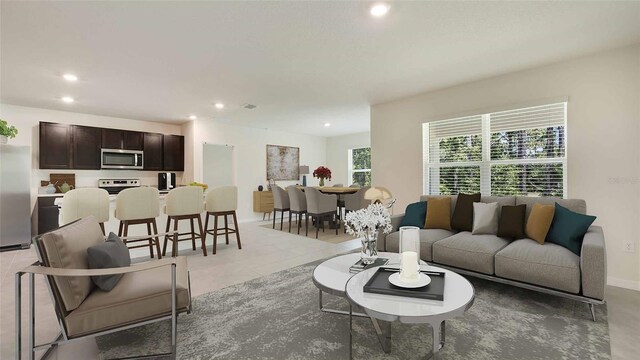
[213,214,219,255]
[190,218,196,251]
[232,211,242,249]
[273,210,276,229]
[172,217,179,257]
[335,213,338,235]
[297,214,301,234]
[118,221,124,237]
[99,222,106,235]
[163,216,171,256]
[289,212,293,232]
[224,214,230,244]
[146,222,154,258]
[306,214,309,236]
[316,216,320,239]
[123,222,129,247]
[197,214,207,256]
[152,220,162,259]
[280,210,284,230]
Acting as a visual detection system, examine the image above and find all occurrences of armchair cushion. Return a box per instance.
[64,256,191,337]
[87,232,131,291]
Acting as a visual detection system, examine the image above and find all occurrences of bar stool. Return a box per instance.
[204,186,241,254]
[162,186,207,257]
[115,187,162,259]
[61,188,110,234]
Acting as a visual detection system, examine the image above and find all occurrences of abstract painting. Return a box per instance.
[266,145,300,180]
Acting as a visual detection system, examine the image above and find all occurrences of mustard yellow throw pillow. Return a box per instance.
[425,197,452,230]
[525,203,555,244]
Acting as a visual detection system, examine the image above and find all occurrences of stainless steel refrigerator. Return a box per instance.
[0,144,31,250]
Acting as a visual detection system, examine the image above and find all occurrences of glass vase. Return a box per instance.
[360,229,379,264]
[319,178,325,186]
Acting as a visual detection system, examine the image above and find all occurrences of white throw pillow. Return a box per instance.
[472,202,499,235]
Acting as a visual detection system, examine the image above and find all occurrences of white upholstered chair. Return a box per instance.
[304,187,338,238]
[286,186,307,234]
[115,187,162,259]
[163,186,207,257]
[343,187,371,232]
[272,186,290,230]
[204,186,241,254]
[61,188,110,234]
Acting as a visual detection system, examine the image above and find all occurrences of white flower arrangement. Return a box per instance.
[345,202,393,238]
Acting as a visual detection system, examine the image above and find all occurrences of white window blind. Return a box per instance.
[424,102,567,197]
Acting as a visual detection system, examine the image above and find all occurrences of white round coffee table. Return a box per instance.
[312,252,424,316]
[345,265,474,360]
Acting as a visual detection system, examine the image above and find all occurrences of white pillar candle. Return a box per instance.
[399,226,421,263]
[400,251,419,282]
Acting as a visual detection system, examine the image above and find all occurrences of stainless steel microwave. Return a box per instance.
[101,149,144,169]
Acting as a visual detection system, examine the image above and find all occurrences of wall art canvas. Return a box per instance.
[266,145,300,181]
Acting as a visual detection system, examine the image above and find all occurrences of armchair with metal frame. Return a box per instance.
[15,217,191,360]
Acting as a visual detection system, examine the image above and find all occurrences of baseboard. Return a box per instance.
[607,276,640,291]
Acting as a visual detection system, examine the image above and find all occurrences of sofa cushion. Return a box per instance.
[420,195,457,217]
[425,196,452,230]
[432,232,510,274]
[546,203,597,255]
[472,202,499,235]
[385,229,455,261]
[495,239,581,294]
[516,196,586,218]
[400,201,427,228]
[87,232,131,291]
[64,256,191,337]
[451,193,480,232]
[525,204,555,244]
[39,217,105,311]
[497,205,527,239]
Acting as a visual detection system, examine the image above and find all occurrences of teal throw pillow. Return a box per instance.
[546,203,596,255]
[400,201,427,228]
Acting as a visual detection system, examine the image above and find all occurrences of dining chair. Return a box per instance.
[163,186,207,257]
[343,186,371,232]
[61,188,110,234]
[349,183,361,188]
[332,184,344,187]
[272,186,290,230]
[304,187,338,238]
[286,186,307,234]
[203,186,241,254]
[115,187,162,259]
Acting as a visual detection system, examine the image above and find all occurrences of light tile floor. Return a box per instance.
[1,220,638,359]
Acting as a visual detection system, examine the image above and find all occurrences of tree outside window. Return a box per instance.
[349,147,371,186]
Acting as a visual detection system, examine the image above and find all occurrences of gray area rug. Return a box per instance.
[97,259,610,360]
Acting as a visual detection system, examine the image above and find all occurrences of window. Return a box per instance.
[423,102,567,197]
[349,147,371,186]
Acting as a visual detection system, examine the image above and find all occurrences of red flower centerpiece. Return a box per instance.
[313,166,332,186]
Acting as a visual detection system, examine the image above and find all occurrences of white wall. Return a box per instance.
[371,44,640,288]
[184,119,327,221]
[326,132,370,186]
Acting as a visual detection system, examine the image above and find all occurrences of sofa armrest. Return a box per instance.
[378,213,405,251]
[580,226,607,300]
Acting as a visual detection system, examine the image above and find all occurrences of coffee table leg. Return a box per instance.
[429,321,445,360]
[370,317,392,353]
[349,305,353,360]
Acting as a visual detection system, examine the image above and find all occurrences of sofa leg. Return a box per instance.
[589,303,596,322]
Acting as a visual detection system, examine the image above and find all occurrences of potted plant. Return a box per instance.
[0,119,18,144]
[345,203,392,264]
[312,166,332,186]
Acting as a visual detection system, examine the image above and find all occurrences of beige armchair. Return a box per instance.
[16,217,191,359]
[304,187,338,238]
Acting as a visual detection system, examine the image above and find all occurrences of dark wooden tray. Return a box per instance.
[363,267,445,301]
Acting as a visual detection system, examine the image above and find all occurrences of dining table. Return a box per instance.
[296,186,359,195]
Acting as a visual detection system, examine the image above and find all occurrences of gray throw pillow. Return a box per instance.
[87,232,131,291]
[472,202,499,235]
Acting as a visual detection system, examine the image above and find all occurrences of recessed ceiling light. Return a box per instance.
[324,123,331,127]
[61,96,74,103]
[189,115,197,120]
[215,103,225,109]
[370,3,390,17]
[63,74,78,82]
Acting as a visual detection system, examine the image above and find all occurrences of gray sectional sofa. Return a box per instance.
[379,195,606,320]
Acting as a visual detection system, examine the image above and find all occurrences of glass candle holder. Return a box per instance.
[399,226,421,264]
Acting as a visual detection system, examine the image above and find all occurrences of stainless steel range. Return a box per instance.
[98,179,141,194]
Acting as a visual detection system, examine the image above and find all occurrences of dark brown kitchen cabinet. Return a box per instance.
[143,132,163,170]
[72,125,101,169]
[39,122,72,169]
[101,129,144,150]
[163,135,184,171]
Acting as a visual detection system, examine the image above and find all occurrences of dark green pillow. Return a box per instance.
[546,203,596,255]
[497,205,526,239]
[400,201,427,228]
[451,193,481,231]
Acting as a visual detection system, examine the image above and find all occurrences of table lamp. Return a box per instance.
[299,165,310,186]
[364,186,396,214]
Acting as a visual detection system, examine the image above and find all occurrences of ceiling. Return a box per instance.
[1,1,639,137]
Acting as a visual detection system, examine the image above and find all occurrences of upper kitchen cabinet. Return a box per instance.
[143,132,163,170]
[39,122,72,169]
[72,125,101,169]
[163,135,184,171]
[101,129,144,150]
